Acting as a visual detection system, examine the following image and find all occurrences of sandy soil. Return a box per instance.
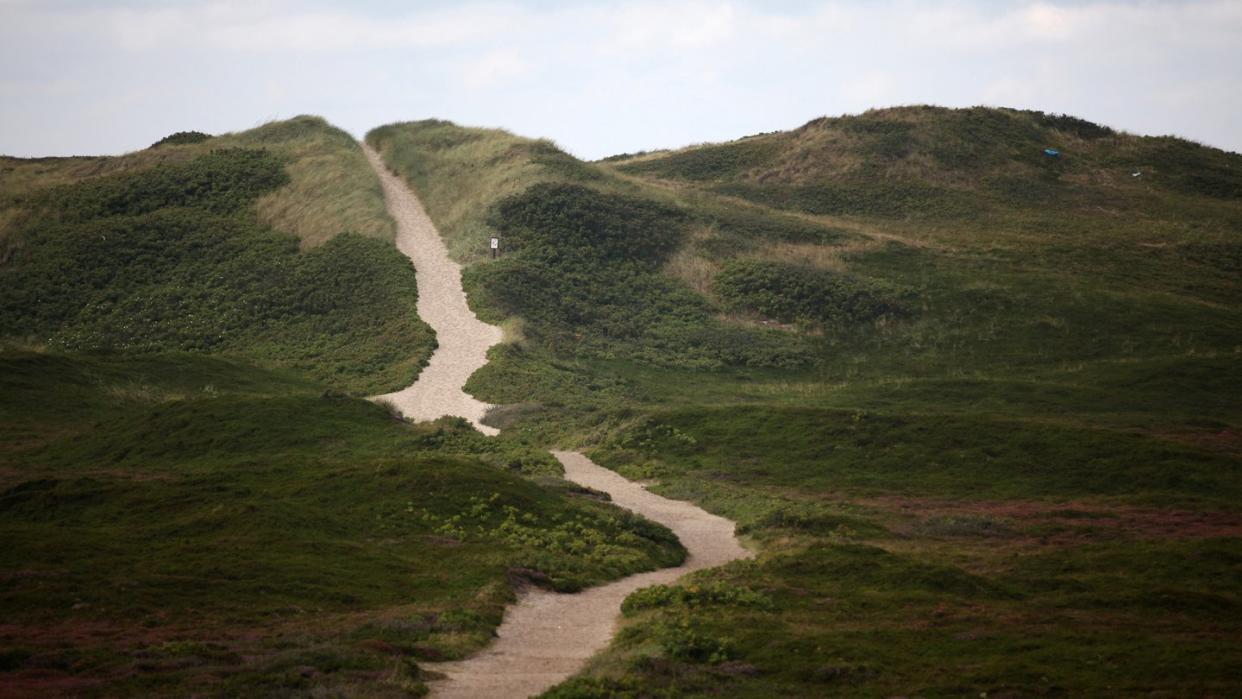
[425,451,752,698]
[362,143,503,436]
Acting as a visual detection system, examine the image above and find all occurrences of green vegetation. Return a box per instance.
[1,119,432,394]
[596,406,1242,503]
[565,408,1242,696]
[3,104,1239,696]
[0,117,500,695]
[0,351,684,696]
[231,116,396,246]
[369,121,817,370]
[714,259,908,327]
[150,131,212,148]
[0,115,707,696]
[1,116,394,248]
[369,107,1241,697]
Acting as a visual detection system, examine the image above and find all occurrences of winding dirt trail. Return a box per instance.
[426,451,751,698]
[361,142,750,698]
[363,143,503,436]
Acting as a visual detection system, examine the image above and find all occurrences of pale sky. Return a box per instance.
[2,0,1240,160]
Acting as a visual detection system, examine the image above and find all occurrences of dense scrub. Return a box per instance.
[558,405,1242,697]
[714,260,908,326]
[598,406,1242,503]
[369,123,819,370]
[0,351,685,696]
[150,130,212,148]
[617,105,1242,218]
[0,142,433,394]
[466,184,812,368]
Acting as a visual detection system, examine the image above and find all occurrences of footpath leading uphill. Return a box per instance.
[364,143,503,435]
[360,144,751,698]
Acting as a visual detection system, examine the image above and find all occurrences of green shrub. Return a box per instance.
[51,147,288,218]
[0,148,434,393]
[652,619,737,664]
[467,183,812,369]
[622,582,773,616]
[714,259,909,326]
[1028,111,1116,140]
[150,131,212,148]
[485,182,684,264]
[616,138,781,181]
[715,179,982,218]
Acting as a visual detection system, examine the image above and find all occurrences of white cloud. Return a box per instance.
[89,1,521,53]
[461,49,533,89]
[1,1,1240,158]
[597,0,740,52]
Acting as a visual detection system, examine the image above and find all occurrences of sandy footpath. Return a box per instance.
[362,143,503,435]
[425,451,751,698]
[360,141,749,698]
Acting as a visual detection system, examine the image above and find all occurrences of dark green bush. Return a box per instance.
[715,179,981,218]
[622,583,773,617]
[1029,111,1115,140]
[652,619,737,664]
[50,148,288,219]
[616,138,780,181]
[714,259,908,326]
[0,148,434,393]
[469,183,813,369]
[150,131,212,148]
[486,182,684,264]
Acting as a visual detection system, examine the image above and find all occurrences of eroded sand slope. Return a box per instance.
[363,143,502,435]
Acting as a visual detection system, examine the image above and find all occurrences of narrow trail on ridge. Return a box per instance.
[363,143,502,436]
[361,143,751,698]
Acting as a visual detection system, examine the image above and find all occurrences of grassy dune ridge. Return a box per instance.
[2,115,393,248]
[369,107,1242,697]
[1,117,431,394]
[367,122,822,371]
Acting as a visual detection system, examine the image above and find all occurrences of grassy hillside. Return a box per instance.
[613,105,1242,218]
[369,108,1242,697]
[2,115,394,248]
[0,117,707,696]
[368,121,816,371]
[1,117,431,394]
[0,352,683,696]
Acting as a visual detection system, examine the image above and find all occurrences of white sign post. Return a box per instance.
[490,237,499,258]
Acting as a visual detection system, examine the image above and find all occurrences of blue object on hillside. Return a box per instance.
[1044,148,1060,157]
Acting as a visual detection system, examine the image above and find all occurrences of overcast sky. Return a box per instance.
[2,0,1240,160]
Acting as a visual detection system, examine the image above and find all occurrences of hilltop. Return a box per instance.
[612,105,1241,214]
